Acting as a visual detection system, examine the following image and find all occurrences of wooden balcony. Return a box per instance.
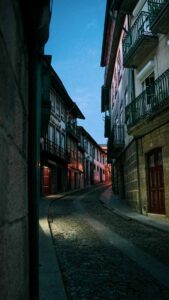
[126,68,169,136]
[112,0,139,13]
[104,115,111,138]
[122,11,158,68]
[107,125,124,160]
[67,150,78,169]
[66,122,78,140]
[148,0,169,33]
[41,138,69,162]
[77,141,85,152]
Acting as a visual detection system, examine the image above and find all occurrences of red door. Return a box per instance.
[42,166,51,196]
[147,148,165,214]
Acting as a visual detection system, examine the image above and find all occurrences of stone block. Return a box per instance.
[0,131,28,226]
[0,34,28,153]
[0,0,28,107]
[0,218,29,299]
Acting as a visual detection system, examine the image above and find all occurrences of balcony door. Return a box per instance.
[142,72,155,109]
[147,148,165,214]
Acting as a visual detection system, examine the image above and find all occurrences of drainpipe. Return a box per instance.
[128,47,142,213]
[26,2,51,299]
[130,65,142,213]
[28,51,42,300]
[131,74,142,213]
[135,138,142,214]
[29,50,51,300]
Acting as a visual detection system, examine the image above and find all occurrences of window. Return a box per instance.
[142,72,154,90]
[124,90,128,106]
[120,102,123,124]
[98,151,100,162]
[67,137,71,152]
[84,140,88,152]
[49,125,54,142]
[117,50,122,83]
[115,115,119,125]
[142,72,155,105]
[114,67,118,98]
[60,133,65,149]
[55,97,60,116]
[61,104,65,120]
[50,91,55,113]
[96,150,98,160]
[55,129,60,146]
[90,144,93,156]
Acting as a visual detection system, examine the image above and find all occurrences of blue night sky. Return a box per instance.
[45,0,107,144]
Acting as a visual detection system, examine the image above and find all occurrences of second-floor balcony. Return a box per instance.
[107,125,125,160]
[77,140,85,152]
[111,0,139,13]
[67,149,78,169]
[126,68,169,136]
[41,138,69,162]
[123,11,158,68]
[148,0,169,33]
[66,122,78,140]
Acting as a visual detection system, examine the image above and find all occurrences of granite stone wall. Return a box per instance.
[138,123,169,216]
[0,1,29,298]
[123,141,139,210]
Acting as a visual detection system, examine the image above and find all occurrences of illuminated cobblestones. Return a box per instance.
[49,187,169,300]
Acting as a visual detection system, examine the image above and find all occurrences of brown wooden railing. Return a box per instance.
[42,138,69,161]
[67,149,78,168]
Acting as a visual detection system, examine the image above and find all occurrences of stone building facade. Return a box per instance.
[124,0,169,216]
[0,1,51,298]
[41,66,109,196]
[78,127,106,186]
[101,0,169,216]
[100,144,112,182]
[41,67,85,195]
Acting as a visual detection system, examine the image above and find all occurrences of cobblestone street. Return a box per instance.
[49,186,169,300]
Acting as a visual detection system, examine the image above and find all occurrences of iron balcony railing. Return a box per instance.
[112,125,125,146]
[148,0,168,25]
[126,68,169,128]
[107,125,124,160]
[42,138,69,161]
[123,11,155,62]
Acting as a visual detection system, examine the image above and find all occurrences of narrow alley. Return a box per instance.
[48,185,169,300]
[2,1,169,298]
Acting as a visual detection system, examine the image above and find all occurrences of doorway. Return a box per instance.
[100,168,102,182]
[42,166,51,196]
[147,148,165,214]
[57,167,62,192]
